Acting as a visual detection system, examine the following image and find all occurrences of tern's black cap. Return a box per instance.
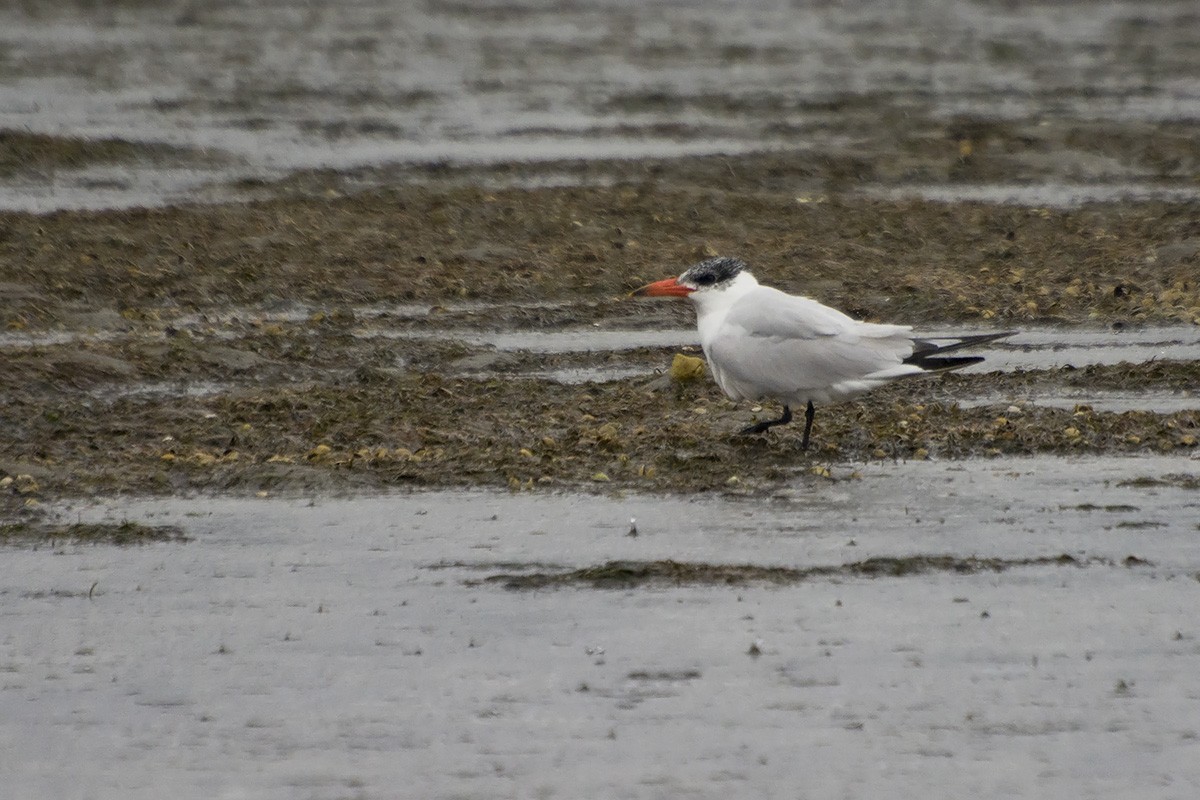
[679,257,746,288]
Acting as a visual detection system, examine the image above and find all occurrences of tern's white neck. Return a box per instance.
[689,270,759,318]
[690,270,758,352]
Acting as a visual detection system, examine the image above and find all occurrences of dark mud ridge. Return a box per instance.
[480,553,1142,590]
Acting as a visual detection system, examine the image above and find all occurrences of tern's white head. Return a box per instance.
[631,257,759,307]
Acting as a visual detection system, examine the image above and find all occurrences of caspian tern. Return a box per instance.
[632,257,1013,451]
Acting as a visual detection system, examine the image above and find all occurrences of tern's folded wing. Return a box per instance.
[707,288,920,402]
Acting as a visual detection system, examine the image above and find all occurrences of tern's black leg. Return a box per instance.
[738,404,793,435]
[800,401,815,452]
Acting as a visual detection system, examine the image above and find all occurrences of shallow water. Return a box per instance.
[870,183,1200,208]
[961,390,1200,415]
[3,455,1199,799]
[2,0,1199,210]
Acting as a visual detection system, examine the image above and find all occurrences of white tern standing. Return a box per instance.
[632,256,1013,450]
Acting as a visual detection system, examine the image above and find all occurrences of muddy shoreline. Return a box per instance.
[2,174,1198,533]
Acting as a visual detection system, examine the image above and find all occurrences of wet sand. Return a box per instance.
[2,1,1200,798]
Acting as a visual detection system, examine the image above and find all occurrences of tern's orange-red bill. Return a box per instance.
[630,277,693,297]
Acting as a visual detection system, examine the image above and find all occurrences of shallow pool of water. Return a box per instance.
[4,455,1199,799]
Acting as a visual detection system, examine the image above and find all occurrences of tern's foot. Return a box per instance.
[737,404,793,436]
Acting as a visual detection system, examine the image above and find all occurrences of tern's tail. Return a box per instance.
[904,331,1016,372]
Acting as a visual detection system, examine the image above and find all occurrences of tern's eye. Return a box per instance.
[693,273,716,286]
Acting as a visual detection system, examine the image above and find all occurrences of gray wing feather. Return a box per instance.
[706,287,918,401]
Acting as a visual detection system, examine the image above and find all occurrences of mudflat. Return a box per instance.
[2,2,1200,798]
[2,181,1198,515]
